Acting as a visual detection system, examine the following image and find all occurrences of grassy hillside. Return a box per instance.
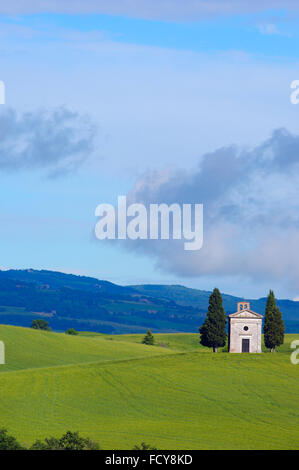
[105,332,298,353]
[0,325,298,450]
[103,333,208,351]
[0,325,174,372]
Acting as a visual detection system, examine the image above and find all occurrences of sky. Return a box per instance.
[1,1,299,299]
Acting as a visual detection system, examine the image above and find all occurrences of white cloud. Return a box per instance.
[257,23,281,35]
[112,128,299,291]
[256,22,291,36]
[0,107,96,176]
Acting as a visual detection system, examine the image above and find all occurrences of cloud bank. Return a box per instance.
[117,128,299,289]
[0,108,96,176]
[0,1,299,19]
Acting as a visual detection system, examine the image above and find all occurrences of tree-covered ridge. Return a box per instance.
[0,269,298,333]
[0,272,206,334]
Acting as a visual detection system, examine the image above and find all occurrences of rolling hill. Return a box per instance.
[0,325,298,450]
[0,324,174,372]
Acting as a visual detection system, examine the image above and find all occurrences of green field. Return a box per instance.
[0,325,298,449]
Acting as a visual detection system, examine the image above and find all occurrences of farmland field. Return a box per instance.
[0,325,298,449]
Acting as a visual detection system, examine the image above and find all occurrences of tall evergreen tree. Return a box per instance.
[199,288,226,352]
[142,329,154,345]
[264,290,284,352]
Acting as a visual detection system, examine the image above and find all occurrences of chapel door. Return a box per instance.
[242,338,250,353]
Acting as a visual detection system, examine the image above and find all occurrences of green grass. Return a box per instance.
[108,332,297,353]
[0,325,174,372]
[108,333,207,351]
[0,325,298,449]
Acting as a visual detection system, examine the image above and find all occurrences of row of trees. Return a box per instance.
[0,429,157,451]
[199,288,284,352]
[31,319,79,335]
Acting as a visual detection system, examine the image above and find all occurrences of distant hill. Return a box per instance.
[0,269,133,295]
[0,269,298,333]
[131,284,299,331]
[0,269,206,334]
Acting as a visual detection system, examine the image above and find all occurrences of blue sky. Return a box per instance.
[2,10,299,58]
[1,3,299,299]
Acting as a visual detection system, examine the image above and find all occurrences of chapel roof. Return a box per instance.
[228,309,263,318]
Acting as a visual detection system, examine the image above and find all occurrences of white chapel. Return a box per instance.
[228,302,263,353]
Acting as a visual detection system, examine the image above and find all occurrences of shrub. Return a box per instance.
[31,319,51,331]
[0,429,24,450]
[30,431,100,450]
[133,442,158,450]
[65,328,79,335]
[142,330,154,345]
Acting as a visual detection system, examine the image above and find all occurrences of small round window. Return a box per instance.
[244,326,249,331]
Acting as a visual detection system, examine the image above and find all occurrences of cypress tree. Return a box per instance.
[142,329,154,345]
[199,288,226,352]
[264,290,284,352]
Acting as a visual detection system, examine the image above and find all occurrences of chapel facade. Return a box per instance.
[228,302,263,353]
